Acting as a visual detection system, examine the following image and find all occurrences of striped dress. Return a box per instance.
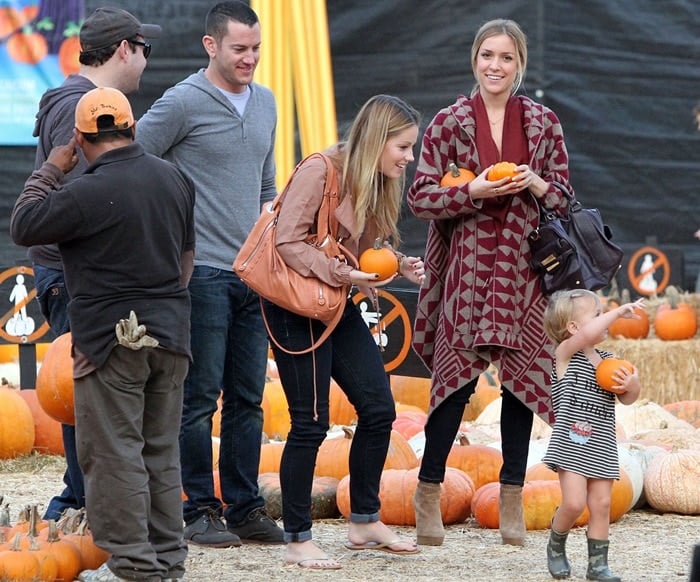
[542,350,620,479]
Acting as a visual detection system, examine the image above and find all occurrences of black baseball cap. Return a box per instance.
[80,7,161,54]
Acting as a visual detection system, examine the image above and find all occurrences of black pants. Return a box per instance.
[418,378,533,485]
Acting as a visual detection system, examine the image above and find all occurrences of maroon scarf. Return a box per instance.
[473,93,528,222]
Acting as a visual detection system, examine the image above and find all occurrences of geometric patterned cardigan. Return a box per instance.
[407,94,571,425]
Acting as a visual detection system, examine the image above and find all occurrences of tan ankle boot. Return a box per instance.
[499,484,525,546]
[413,481,444,546]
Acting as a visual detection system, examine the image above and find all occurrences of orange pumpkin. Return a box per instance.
[595,358,634,394]
[7,31,48,65]
[63,519,109,571]
[663,400,700,428]
[211,396,222,438]
[390,375,430,411]
[0,344,18,364]
[359,238,399,281]
[336,467,474,526]
[0,385,35,459]
[36,332,75,425]
[446,435,503,490]
[472,472,634,530]
[440,163,476,187]
[0,534,42,582]
[525,462,558,481]
[643,449,700,515]
[259,439,285,474]
[653,286,697,340]
[392,411,427,440]
[58,36,81,77]
[607,291,650,339]
[18,389,64,456]
[261,379,290,439]
[43,521,82,582]
[329,380,357,426]
[487,161,518,181]
[0,6,27,38]
[463,367,501,421]
[315,428,418,480]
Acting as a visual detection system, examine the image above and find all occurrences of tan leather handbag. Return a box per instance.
[233,153,356,354]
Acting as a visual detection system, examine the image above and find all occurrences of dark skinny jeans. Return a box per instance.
[263,299,396,542]
[419,377,533,486]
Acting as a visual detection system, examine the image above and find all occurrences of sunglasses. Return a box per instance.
[128,39,152,59]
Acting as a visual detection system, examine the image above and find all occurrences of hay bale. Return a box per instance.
[600,338,700,404]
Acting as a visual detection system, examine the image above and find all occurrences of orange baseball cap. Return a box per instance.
[75,87,134,134]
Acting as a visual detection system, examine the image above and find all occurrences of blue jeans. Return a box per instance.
[33,264,85,520]
[419,380,533,486]
[264,299,396,542]
[180,267,268,525]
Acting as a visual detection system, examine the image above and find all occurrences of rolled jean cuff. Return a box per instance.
[349,511,380,524]
[284,530,312,543]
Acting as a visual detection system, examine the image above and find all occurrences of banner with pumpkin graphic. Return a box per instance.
[0,0,84,145]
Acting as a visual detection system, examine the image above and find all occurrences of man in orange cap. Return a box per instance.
[12,87,195,582]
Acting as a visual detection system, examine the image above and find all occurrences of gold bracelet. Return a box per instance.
[396,255,407,277]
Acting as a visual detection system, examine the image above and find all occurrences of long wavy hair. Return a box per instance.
[470,19,528,97]
[335,94,420,245]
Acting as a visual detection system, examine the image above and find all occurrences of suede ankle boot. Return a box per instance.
[413,481,444,546]
[546,524,571,579]
[499,484,525,546]
[586,537,621,581]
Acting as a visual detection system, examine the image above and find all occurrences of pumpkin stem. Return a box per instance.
[28,503,40,538]
[457,433,470,446]
[665,285,679,309]
[0,503,10,527]
[10,532,23,551]
[447,162,461,178]
[372,237,384,250]
[46,520,60,543]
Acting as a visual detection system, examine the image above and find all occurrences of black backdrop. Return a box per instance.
[2,0,699,288]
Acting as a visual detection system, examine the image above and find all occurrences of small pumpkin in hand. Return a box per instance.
[359,238,399,281]
[440,163,476,187]
[596,358,634,394]
[487,161,518,181]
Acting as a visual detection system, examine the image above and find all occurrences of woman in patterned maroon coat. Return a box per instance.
[407,19,571,547]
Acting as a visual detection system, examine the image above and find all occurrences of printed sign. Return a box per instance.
[0,265,49,343]
[626,246,671,296]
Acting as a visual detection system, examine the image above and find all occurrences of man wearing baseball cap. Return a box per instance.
[12,86,195,582]
[27,6,161,537]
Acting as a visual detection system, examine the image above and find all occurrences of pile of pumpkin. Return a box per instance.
[1,331,698,546]
[604,286,697,341]
[254,366,700,527]
[0,503,106,582]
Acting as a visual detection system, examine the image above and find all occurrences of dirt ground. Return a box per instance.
[1,455,698,582]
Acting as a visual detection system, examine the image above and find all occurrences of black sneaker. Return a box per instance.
[227,507,284,544]
[184,510,242,548]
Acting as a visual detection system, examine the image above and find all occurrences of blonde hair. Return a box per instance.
[470,19,528,97]
[335,94,420,245]
[543,289,601,344]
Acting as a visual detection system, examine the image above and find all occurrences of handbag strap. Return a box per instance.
[261,153,353,355]
[260,295,346,355]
